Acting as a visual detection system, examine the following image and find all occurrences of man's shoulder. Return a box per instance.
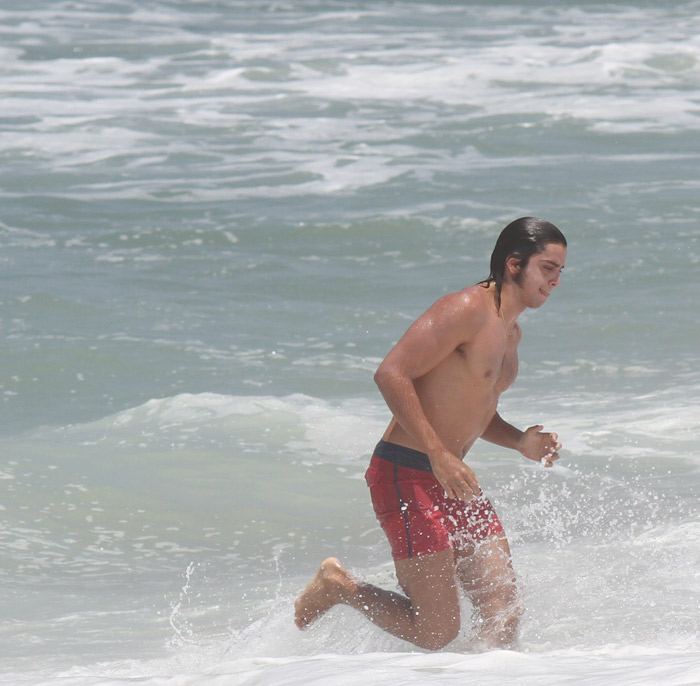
[429,284,492,324]
[435,284,490,309]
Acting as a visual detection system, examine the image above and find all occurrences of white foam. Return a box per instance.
[2,3,698,208]
[50,392,387,462]
[17,646,700,686]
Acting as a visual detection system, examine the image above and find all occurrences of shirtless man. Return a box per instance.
[295,217,567,651]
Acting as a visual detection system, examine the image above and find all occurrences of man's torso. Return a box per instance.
[384,284,519,458]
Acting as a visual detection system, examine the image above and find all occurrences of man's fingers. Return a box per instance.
[466,474,482,497]
[444,478,480,501]
[445,483,466,501]
[541,451,560,467]
[457,483,476,501]
[548,442,562,456]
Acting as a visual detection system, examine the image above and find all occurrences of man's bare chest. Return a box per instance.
[453,341,519,392]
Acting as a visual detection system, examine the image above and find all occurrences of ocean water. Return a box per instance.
[1,1,699,684]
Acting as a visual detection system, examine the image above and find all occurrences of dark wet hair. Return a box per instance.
[481,217,567,306]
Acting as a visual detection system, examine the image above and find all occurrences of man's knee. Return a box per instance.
[415,620,460,651]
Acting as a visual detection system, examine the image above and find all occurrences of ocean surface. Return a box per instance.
[1,1,699,684]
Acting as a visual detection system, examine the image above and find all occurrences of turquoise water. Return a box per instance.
[1,1,699,683]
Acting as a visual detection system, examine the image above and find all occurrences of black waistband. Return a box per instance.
[373,440,433,473]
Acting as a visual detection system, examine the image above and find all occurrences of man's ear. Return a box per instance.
[504,255,522,279]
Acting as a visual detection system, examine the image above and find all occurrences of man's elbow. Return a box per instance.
[373,363,394,391]
[374,363,408,395]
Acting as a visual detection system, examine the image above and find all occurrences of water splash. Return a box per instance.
[168,560,199,648]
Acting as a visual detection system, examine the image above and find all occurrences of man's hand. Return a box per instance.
[429,449,481,501]
[518,425,562,467]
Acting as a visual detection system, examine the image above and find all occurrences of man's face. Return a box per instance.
[515,242,567,309]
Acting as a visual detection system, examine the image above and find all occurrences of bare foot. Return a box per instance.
[294,557,355,629]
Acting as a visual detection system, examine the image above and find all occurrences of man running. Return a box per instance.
[295,217,567,650]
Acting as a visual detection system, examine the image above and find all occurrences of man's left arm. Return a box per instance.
[481,412,562,467]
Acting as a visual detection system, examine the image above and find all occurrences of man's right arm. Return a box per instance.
[373,292,483,501]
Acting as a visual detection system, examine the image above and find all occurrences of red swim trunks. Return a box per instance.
[365,440,504,561]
